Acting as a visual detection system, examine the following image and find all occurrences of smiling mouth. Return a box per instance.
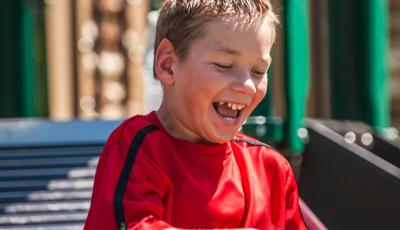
[212,102,247,121]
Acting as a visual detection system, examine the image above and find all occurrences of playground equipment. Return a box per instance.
[0,0,399,229]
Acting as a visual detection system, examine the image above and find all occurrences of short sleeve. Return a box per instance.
[84,141,173,230]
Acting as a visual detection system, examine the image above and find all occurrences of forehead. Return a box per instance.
[189,18,274,62]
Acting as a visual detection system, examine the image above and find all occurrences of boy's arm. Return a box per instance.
[84,142,172,230]
[283,160,307,230]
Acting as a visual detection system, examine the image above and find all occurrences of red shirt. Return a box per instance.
[84,112,305,229]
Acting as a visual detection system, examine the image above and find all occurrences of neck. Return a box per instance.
[156,101,204,143]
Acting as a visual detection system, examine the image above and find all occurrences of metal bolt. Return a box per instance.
[344,132,356,144]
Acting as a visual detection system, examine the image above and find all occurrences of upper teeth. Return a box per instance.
[219,102,246,111]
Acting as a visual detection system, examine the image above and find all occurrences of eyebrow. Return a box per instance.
[211,44,271,65]
[212,44,241,56]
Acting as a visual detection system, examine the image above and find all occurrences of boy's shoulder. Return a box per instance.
[232,132,290,169]
[105,112,160,147]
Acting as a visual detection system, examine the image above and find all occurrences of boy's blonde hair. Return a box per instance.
[153,0,279,78]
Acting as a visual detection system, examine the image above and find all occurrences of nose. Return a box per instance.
[231,71,257,95]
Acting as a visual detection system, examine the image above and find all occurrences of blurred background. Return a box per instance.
[0,0,399,127]
[0,0,165,120]
[0,0,400,229]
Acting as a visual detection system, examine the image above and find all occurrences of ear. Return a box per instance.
[154,39,177,85]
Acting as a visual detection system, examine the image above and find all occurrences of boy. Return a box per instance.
[85,0,306,229]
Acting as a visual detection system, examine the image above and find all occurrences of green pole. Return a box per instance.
[283,0,310,154]
[20,0,48,117]
[21,0,36,117]
[33,0,49,117]
[363,0,390,132]
[329,0,389,131]
[0,0,48,118]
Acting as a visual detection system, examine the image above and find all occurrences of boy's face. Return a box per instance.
[157,17,273,144]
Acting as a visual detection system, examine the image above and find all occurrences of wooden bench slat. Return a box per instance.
[0,222,84,230]
[0,168,95,181]
[0,179,93,192]
[0,201,90,214]
[0,211,87,226]
[0,190,92,203]
[0,157,98,170]
[0,146,102,160]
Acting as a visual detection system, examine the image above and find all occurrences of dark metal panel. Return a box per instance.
[300,120,400,230]
[317,119,400,170]
[370,136,400,168]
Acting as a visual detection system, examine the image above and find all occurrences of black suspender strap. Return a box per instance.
[113,125,159,230]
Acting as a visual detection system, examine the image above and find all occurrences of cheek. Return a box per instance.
[255,78,268,101]
[190,72,222,99]
[181,77,212,108]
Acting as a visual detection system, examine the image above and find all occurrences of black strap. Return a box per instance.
[232,137,271,148]
[113,125,159,230]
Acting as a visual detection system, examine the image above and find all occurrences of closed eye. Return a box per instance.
[213,63,232,69]
[253,70,266,75]
[252,70,267,78]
